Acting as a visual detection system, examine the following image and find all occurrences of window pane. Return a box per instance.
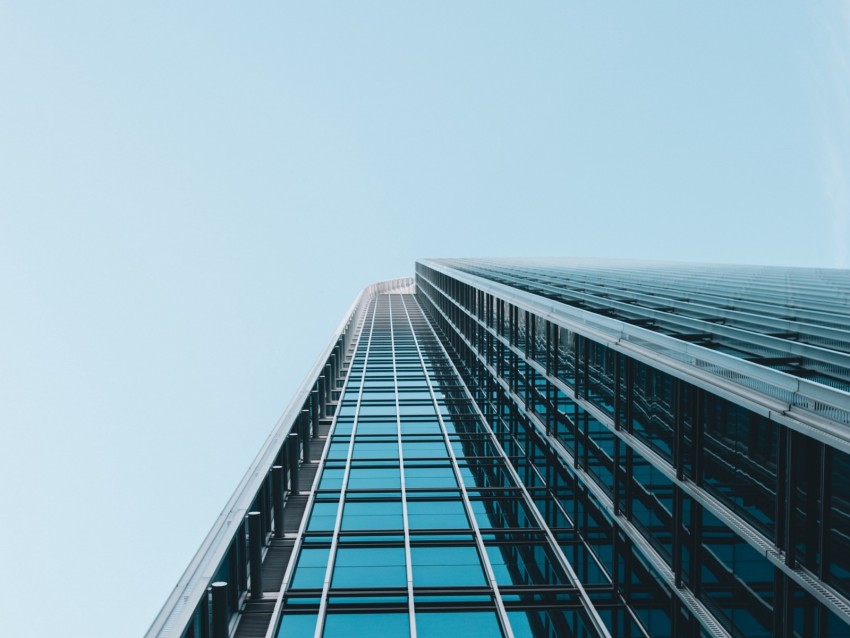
[348,467,401,489]
[333,547,407,588]
[277,613,318,637]
[342,500,403,530]
[291,547,330,589]
[407,500,469,529]
[405,466,458,488]
[307,502,339,531]
[415,611,502,638]
[411,546,485,587]
[323,613,409,637]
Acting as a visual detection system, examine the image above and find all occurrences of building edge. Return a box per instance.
[144,277,414,638]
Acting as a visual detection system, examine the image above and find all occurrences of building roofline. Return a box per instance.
[416,259,850,450]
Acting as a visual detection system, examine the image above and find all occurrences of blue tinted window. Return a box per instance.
[353,442,399,459]
[348,467,401,489]
[407,500,469,529]
[359,404,398,416]
[399,391,432,400]
[356,422,399,435]
[307,502,339,531]
[333,421,353,435]
[405,466,458,488]
[342,500,403,530]
[415,611,502,637]
[506,611,536,638]
[403,441,448,459]
[411,546,485,587]
[318,469,345,490]
[400,421,442,434]
[326,441,351,460]
[485,545,514,585]
[337,404,357,417]
[399,404,437,416]
[277,613,318,637]
[323,613,409,637]
[365,391,397,400]
[291,547,330,589]
[333,546,407,588]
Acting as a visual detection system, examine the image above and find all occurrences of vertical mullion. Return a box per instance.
[388,295,417,638]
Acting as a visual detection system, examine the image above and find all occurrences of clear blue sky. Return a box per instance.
[1,3,848,636]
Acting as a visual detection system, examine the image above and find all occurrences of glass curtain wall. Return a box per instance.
[414,261,850,638]
[271,293,608,638]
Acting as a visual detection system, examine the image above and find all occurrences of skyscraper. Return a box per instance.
[147,259,850,638]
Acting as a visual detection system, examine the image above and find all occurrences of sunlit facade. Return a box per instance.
[147,259,850,638]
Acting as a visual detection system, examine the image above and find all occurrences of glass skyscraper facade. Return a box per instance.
[147,259,850,638]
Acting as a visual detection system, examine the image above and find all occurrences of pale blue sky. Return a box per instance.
[1,3,848,636]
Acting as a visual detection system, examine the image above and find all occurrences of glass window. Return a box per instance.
[699,509,773,637]
[407,500,469,529]
[356,422,399,435]
[291,547,330,589]
[506,610,570,638]
[326,442,351,460]
[333,420,354,435]
[415,611,502,638]
[399,403,437,417]
[411,546,485,587]
[347,467,401,489]
[353,441,400,459]
[323,613,409,637]
[485,543,563,587]
[398,391,433,400]
[701,395,778,536]
[359,404,398,416]
[469,496,536,530]
[342,500,403,531]
[403,441,448,459]
[364,391,398,400]
[400,420,442,434]
[337,404,357,417]
[404,466,458,488]
[332,546,407,589]
[307,502,339,531]
[318,469,345,490]
[277,613,318,637]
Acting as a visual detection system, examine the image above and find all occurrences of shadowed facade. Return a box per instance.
[148,259,850,638]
